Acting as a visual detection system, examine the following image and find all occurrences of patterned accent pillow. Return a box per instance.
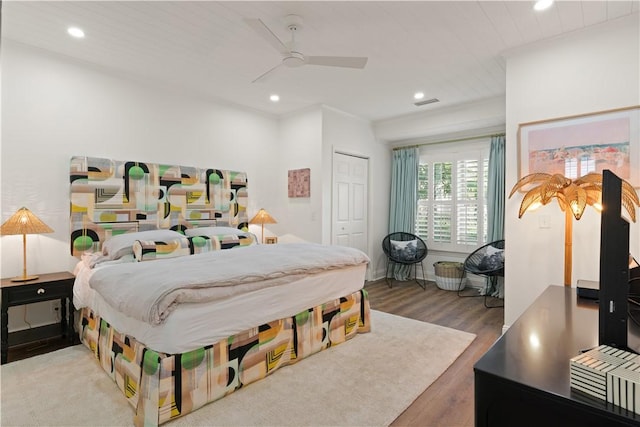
[211,233,257,250]
[478,249,504,271]
[185,227,258,246]
[390,239,418,261]
[102,229,184,260]
[133,237,191,262]
[187,235,220,254]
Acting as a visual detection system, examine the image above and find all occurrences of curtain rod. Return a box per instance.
[392,132,505,151]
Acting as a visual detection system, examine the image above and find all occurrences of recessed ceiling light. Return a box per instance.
[67,27,85,38]
[414,92,425,100]
[270,94,280,102]
[534,0,553,11]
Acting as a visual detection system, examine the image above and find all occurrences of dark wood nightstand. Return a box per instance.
[1,271,76,364]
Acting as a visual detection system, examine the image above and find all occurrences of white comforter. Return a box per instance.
[89,243,369,325]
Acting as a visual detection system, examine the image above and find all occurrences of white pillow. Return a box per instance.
[185,226,248,237]
[102,229,184,260]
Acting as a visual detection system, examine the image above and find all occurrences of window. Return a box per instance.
[416,140,489,252]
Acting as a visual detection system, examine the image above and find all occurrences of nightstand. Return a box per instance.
[1,271,76,364]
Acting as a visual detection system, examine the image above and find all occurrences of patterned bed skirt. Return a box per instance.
[79,288,371,426]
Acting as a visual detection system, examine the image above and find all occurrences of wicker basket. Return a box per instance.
[434,261,465,291]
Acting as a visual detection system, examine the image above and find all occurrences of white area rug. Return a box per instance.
[0,310,475,426]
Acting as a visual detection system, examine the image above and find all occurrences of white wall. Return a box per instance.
[374,96,506,143]
[276,107,324,243]
[321,106,389,280]
[504,15,640,327]
[1,41,281,329]
[276,105,390,280]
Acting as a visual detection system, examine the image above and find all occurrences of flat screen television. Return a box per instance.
[598,169,632,351]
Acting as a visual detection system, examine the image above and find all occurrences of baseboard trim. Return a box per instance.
[368,272,485,290]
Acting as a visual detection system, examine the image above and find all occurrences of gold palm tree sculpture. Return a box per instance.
[509,172,639,286]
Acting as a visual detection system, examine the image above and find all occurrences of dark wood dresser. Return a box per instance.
[475,285,640,426]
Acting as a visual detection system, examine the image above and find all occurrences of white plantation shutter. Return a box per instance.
[483,158,488,243]
[415,141,489,252]
[433,162,452,243]
[456,204,478,244]
[433,204,452,242]
[416,164,429,239]
[456,159,478,245]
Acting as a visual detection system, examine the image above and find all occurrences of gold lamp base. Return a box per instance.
[11,275,39,282]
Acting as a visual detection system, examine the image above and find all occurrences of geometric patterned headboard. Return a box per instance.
[69,156,248,257]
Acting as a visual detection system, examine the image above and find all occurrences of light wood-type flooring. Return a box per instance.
[365,278,504,427]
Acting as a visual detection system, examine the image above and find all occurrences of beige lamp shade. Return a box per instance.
[1,207,54,235]
[1,207,54,281]
[249,208,277,244]
[249,208,277,225]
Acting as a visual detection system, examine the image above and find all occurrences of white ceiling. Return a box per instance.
[2,1,638,122]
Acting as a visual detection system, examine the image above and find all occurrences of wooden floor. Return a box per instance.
[364,278,504,427]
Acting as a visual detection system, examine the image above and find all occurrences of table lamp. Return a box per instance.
[0,207,54,281]
[249,208,277,244]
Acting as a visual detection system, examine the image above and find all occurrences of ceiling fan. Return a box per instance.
[245,14,368,83]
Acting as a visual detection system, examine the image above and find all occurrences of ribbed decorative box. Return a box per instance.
[608,360,640,414]
[570,344,640,413]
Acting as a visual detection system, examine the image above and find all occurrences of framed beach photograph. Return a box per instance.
[518,106,640,187]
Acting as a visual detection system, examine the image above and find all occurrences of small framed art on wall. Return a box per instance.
[288,168,311,197]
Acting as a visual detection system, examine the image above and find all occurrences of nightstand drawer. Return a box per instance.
[7,283,70,305]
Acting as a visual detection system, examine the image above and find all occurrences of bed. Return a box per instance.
[69,156,371,426]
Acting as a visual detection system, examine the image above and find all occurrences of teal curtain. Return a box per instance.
[486,135,505,297]
[487,135,505,241]
[388,147,419,280]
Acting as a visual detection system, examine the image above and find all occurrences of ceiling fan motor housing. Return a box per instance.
[285,14,304,31]
[283,51,305,67]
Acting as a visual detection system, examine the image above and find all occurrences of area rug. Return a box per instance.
[0,310,475,426]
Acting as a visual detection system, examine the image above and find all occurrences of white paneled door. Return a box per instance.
[332,152,368,255]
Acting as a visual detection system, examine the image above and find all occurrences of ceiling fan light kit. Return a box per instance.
[245,14,368,83]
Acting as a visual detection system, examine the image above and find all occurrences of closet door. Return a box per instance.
[332,151,368,255]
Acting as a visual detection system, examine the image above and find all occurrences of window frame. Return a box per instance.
[416,139,490,253]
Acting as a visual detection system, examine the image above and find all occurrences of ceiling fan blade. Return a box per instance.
[305,56,368,69]
[252,62,284,83]
[244,18,289,55]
